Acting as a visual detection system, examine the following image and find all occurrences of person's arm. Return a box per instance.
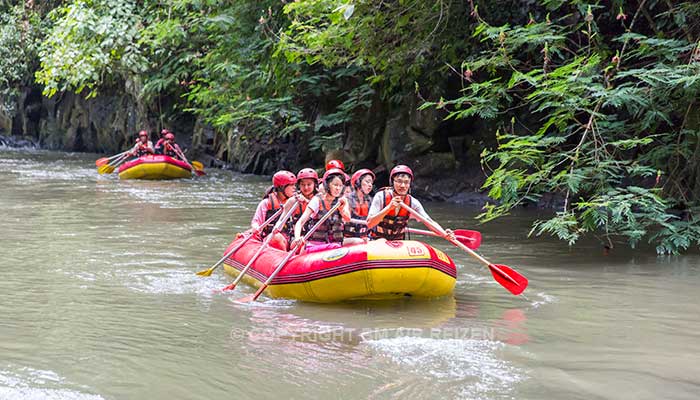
[409,198,455,240]
[337,196,351,223]
[366,192,403,229]
[293,198,318,243]
[250,199,270,232]
[146,141,155,153]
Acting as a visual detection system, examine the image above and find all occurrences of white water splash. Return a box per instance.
[0,366,104,400]
[365,336,524,399]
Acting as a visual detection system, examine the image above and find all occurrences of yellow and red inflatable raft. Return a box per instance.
[222,237,457,302]
[118,155,192,180]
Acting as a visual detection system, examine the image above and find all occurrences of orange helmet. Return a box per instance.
[351,168,375,189]
[325,159,345,171]
[138,130,148,137]
[165,133,175,140]
[272,170,297,188]
[389,164,413,184]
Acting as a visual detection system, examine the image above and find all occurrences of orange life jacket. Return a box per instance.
[369,188,412,241]
[344,190,371,238]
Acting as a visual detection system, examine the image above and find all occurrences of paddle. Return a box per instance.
[347,218,482,249]
[406,228,482,250]
[221,198,299,291]
[171,145,205,177]
[236,198,344,303]
[95,151,128,167]
[399,202,528,295]
[195,207,285,277]
[97,152,130,174]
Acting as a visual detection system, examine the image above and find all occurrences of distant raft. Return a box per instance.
[222,237,457,302]
[118,155,192,180]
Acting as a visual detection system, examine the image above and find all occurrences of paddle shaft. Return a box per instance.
[406,228,476,244]
[398,202,525,290]
[398,203,483,259]
[247,199,344,301]
[223,198,298,290]
[204,208,284,274]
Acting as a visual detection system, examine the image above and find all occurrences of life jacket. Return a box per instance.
[369,188,412,241]
[344,190,371,238]
[288,197,313,236]
[154,138,165,154]
[308,194,344,244]
[260,194,288,238]
[134,141,152,157]
[163,142,178,158]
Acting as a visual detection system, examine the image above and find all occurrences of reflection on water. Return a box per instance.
[2,148,700,399]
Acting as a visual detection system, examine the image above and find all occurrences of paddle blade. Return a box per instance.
[221,282,237,292]
[236,285,266,303]
[488,264,528,295]
[97,164,115,174]
[454,229,482,249]
[196,267,215,276]
[95,157,110,166]
[235,293,257,303]
[194,169,206,177]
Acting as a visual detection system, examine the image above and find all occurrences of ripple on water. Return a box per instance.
[365,337,525,399]
[0,366,104,400]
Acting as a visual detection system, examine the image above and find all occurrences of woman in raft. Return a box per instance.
[291,168,351,252]
[343,168,375,243]
[250,170,297,250]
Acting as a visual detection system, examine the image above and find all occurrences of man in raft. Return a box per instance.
[128,130,154,159]
[154,129,169,155]
[366,164,455,241]
[251,170,297,250]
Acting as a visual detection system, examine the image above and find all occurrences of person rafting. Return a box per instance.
[291,168,351,252]
[366,164,455,241]
[251,170,297,250]
[280,167,319,241]
[154,129,169,155]
[128,130,154,159]
[343,168,375,244]
[162,132,184,160]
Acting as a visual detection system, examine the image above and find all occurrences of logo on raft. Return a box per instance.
[322,247,349,262]
[385,241,404,248]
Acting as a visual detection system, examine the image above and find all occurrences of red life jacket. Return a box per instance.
[370,188,412,241]
[308,194,344,244]
[344,190,371,238]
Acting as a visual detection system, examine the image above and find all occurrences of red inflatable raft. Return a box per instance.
[222,237,457,302]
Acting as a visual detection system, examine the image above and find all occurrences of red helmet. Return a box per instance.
[390,164,413,184]
[160,129,169,136]
[165,133,175,140]
[296,168,319,183]
[322,168,347,184]
[138,130,148,137]
[272,170,297,188]
[351,168,375,188]
[325,159,345,171]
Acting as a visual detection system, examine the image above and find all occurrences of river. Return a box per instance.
[1,148,699,400]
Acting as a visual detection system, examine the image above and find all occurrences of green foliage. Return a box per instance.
[5,0,700,253]
[0,6,41,113]
[428,1,700,254]
[35,0,145,98]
